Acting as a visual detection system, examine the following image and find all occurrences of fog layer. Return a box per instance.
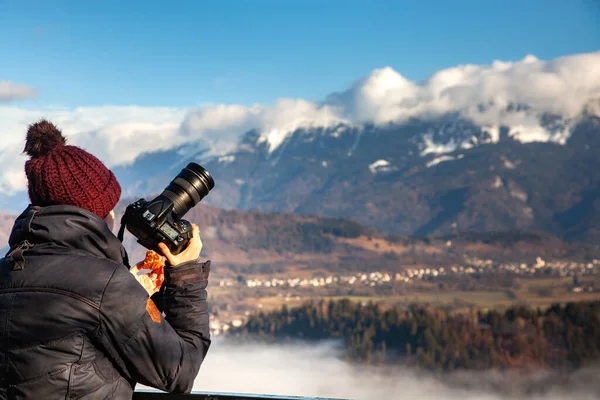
[140,339,600,400]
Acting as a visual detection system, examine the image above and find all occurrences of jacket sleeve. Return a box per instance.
[93,260,211,394]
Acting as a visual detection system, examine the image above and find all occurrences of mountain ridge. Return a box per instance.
[2,203,599,277]
[4,110,596,246]
[179,111,599,243]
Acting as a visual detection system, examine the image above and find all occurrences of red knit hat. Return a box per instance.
[23,120,121,219]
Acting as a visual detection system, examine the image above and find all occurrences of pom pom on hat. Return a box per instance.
[24,120,67,158]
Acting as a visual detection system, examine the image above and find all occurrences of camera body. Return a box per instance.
[120,162,214,256]
[121,197,194,255]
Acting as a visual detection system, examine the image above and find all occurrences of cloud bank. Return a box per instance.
[0,51,599,195]
[138,340,600,400]
[334,52,600,124]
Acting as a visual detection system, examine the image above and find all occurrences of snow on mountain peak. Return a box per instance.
[426,154,464,168]
[369,159,398,174]
[420,135,460,156]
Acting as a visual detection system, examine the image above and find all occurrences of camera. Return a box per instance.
[120,163,215,255]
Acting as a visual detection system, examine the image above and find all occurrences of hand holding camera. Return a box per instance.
[158,224,203,266]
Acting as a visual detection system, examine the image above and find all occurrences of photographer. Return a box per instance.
[0,120,211,399]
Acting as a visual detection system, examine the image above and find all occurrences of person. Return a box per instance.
[0,120,211,399]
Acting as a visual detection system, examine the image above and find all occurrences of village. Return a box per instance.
[208,258,600,336]
[219,257,600,290]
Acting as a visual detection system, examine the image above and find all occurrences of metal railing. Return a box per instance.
[133,390,346,400]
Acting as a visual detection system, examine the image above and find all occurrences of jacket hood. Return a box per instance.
[8,204,127,265]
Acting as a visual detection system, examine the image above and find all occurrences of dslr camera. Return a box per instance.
[119,163,215,255]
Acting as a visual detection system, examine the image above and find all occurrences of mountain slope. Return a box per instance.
[113,203,600,277]
[184,111,599,242]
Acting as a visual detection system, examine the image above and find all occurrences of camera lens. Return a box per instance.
[161,163,215,218]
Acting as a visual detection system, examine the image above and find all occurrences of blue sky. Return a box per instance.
[1,0,599,108]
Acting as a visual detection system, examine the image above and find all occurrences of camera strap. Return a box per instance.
[116,222,131,269]
[117,223,126,243]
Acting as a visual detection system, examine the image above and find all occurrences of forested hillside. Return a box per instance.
[232,299,600,371]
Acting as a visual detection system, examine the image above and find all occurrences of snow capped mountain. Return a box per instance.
[247,50,599,159]
[188,110,600,242]
[1,52,599,241]
[0,51,598,199]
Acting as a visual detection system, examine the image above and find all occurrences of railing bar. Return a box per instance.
[132,390,347,400]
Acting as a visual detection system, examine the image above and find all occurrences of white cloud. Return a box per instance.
[0,81,37,101]
[181,103,263,156]
[0,106,187,195]
[72,122,183,167]
[257,99,346,152]
[182,99,345,153]
[335,52,600,142]
[0,51,599,195]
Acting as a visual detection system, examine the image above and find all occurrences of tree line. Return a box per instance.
[231,299,600,371]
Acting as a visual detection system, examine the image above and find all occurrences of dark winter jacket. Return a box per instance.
[0,205,211,399]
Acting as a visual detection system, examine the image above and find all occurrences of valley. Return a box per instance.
[2,200,599,335]
[111,204,600,335]
[3,200,600,335]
